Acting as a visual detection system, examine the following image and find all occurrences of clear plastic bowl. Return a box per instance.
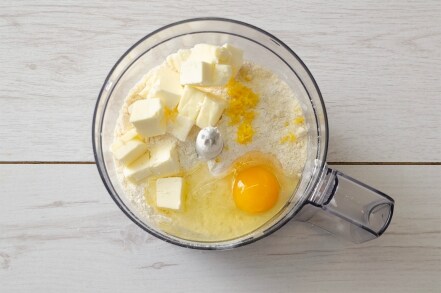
[93,18,337,250]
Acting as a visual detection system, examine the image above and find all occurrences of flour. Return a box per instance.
[112,59,307,222]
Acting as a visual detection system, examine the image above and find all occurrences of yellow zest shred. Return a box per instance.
[294,116,305,125]
[280,133,297,144]
[225,79,259,144]
[237,122,254,144]
[164,107,178,122]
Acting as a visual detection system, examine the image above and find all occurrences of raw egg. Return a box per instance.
[146,151,297,241]
[233,165,280,213]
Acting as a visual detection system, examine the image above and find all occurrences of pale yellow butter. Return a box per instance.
[196,95,226,128]
[123,153,152,182]
[180,61,213,86]
[167,114,194,142]
[149,142,180,177]
[222,43,243,76]
[148,67,183,109]
[120,128,141,142]
[123,141,180,182]
[156,177,184,210]
[166,49,191,72]
[112,139,148,165]
[129,99,166,138]
[211,64,232,86]
[177,86,206,121]
[189,44,229,64]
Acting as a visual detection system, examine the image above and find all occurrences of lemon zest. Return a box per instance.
[294,116,305,125]
[225,79,259,144]
[164,107,178,122]
[280,133,297,144]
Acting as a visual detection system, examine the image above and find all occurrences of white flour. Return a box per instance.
[113,60,307,221]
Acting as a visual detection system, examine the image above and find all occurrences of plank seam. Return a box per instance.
[0,161,440,165]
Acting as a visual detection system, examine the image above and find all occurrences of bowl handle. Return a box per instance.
[296,166,394,243]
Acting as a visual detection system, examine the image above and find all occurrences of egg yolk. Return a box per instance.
[232,166,280,213]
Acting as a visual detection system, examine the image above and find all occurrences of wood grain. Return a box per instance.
[1,1,440,292]
[0,1,440,162]
[0,164,440,292]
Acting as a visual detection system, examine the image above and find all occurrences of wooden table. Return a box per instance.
[1,1,440,292]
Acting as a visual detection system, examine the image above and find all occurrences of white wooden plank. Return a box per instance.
[0,1,440,162]
[0,164,439,292]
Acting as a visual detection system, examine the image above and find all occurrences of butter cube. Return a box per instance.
[211,64,232,86]
[123,153,152,182]
[129,99,166,138]
[180,61,213,86]
[149,142,181,177]
[190,44,229,64]
[110,128,143,153]
[112,139,148,165]
[166,49,191,72]
[123,141,180,182]
[167,114,194,141]
[177,86,206,121]
[121,128,141,142]
[110,140,124,153]
[156,177,184,210]
[222,44,243,76]
[148,67,183,109]
[111,128,147,165]
[196,95,226,128]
